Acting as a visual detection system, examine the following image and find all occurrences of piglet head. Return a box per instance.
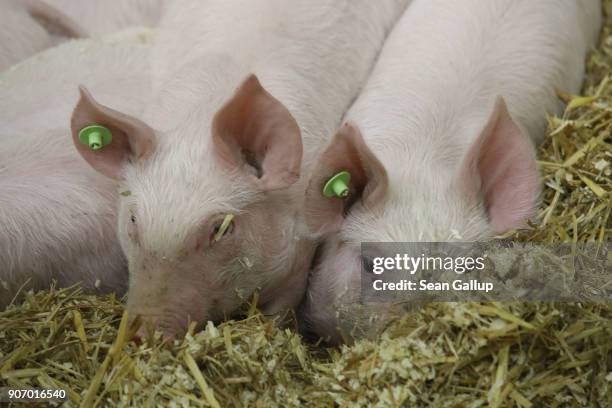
[301,97,540,340]
[71,75,307,337]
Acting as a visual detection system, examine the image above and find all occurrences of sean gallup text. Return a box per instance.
[372,279,494,293]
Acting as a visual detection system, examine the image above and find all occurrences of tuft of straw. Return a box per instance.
[512,13,612,243]
[0,288,609,406]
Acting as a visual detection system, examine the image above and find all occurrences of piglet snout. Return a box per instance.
[129,314,180,343]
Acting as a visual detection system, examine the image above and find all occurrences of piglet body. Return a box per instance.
[0,29,153,308]
[301,0,602,342]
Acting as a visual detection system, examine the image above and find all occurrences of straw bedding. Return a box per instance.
[1,3,610,407]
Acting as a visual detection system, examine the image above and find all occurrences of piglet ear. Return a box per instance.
[212,74,302,191]
[304,123,388,235]
[71,86,155,180]
[460,97,540,234]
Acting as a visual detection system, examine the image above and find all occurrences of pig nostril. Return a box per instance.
[127,307,193,341]
[133,324,153,343]
[128,314,184,344]
[129,314,161,341]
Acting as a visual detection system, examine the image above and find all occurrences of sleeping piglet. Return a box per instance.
[300,0,602,343]
[0,0,86,71]
[69,0,411,336]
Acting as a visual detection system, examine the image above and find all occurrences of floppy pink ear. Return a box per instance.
[304,123,388,235]
[212,74,302,191]
[460,97,540,234]
[71,86,155,180]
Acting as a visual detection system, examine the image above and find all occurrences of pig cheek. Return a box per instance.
[212,264,258,316]
[175,259,229,321]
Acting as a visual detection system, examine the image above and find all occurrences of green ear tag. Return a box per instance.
[323,171,351,198]
[79,125,112,151]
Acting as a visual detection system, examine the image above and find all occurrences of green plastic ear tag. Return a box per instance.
[323,171,351,198]
[79,125,112,151]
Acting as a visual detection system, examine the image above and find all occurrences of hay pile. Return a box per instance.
[1,288,610,407]
[1,4,611,408]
